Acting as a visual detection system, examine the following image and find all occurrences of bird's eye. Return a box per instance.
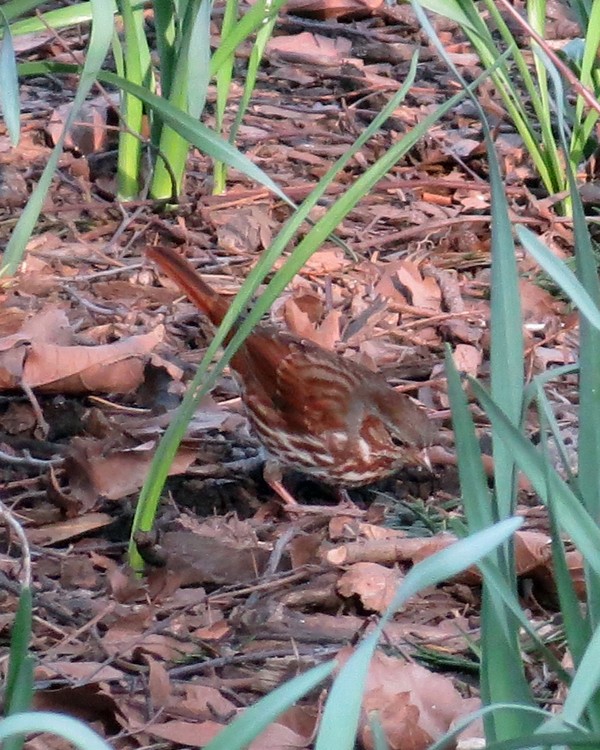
[390,435,405,447]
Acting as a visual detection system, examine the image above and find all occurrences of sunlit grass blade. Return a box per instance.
[1,0,113,277]
[149,0,209,200]
[0,9,20,145]
[213,0,238,194]
[0,713,114,750]
[115,0,149,199]
[6,2,118,36]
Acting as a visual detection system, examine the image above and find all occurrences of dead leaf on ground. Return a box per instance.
[267,33,354,66]
[336,649,481,750]
[47,94,120,156]
[64,437,197,508]
[140,528,274,586]
[452,343,482,377]
[25,512,113,546]
[0,307,163,393]
[147,719,224,747]
[336,561,403,613]
[285,0,382,20]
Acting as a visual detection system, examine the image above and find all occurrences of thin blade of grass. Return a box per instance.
[412,1,537,738]
[2,0,113,276]
[7,2,118,36]
[204,661,335,750]
[444,347,494,532]
[470,378,600,579]
[0,713,114,750]
[517,226,600,331]
[0,9,20,145]
[115,0,147,199]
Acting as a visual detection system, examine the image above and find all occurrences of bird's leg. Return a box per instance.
[263,460,364,517]
[263,459,299,507]
[335,487,361,512]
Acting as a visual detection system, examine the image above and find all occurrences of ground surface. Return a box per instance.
[0,2,588,748]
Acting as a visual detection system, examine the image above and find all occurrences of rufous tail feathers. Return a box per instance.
[146,246,230,326]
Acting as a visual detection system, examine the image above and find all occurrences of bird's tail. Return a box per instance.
[146,246,230,327]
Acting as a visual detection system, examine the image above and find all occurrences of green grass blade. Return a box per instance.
[150,0,206,199]
[445,347,494,532]
[210,0,286,76]
[7,2,118,36]
[470,379,600,579]
[5,587,32,706]
[4,587,34,750]
[517,226,600,331]
[152,0,175,100]
[115,0,147,199]
[2,0,44,21]
[2,1,114,276]
[205,661,335,750]
[213,0,238,192]
[228,13,277,146]
[0,713,114,750]
[187,0,212,119]
[412,3,538,738]
[0,9,20,145]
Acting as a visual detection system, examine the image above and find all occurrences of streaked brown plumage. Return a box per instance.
[147,245,435,506]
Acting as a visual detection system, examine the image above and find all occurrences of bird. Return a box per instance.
[146,245,435,509]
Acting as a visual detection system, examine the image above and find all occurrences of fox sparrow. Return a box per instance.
[147,246,435,506]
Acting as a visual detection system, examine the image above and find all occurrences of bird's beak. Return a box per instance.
[417,447,432,473]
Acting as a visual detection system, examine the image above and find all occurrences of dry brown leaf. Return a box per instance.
[514,530,551,576]
[376,260,442,311]
[212,205,274,254]
[247,721,311,749]
[33,683,122,734]
[36,662,125,682]
[285,0,382,19]
[565,549,585,598]
[65,437,197,505]
[0,305,163,393]
[23,327,164,393]
[148,719,224,747]
[25,512,112,546]
[181,684,238,718]
[336,562,403,613]
[47,94,119,155]
[147,657,172,708]
[147,529,272,586]
[347,650,479,750]
[520,278,566,324]
[283,298,342,350]
[267,33,353,66]
[452,344,482,378]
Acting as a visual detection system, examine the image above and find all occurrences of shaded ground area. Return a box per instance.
[0,2,586,747]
